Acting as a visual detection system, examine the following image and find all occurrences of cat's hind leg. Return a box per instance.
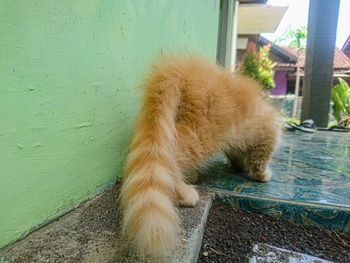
[175,178,199,207]
[173,125,202,207]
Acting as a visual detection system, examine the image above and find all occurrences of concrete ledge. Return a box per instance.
[175,187,213,263]
[0,185,213,263]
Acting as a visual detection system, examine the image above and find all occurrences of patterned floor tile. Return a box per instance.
[199,131,350,232]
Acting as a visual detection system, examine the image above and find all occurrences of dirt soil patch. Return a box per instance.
[199,201,350,263]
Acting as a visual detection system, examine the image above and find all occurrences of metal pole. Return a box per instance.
[300,0,340,127]
[291,50,301,119]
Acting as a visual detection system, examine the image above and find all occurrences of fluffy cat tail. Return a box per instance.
[120,66,181,259]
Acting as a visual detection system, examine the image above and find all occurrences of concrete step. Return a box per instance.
[0,185,212,263]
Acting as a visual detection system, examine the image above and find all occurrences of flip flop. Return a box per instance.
[283,122,315,133]
[283,122,298,131]
[317,125,349,132]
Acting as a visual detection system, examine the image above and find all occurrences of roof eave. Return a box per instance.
[341,35,350,51]
[237,4,288,34]
[258,36,298,61]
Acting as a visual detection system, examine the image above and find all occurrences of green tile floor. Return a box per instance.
[199,131,350,232]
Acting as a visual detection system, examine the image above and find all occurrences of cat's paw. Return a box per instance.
[177,184,199,207]
[248,167,272,182]
[259,168,272,182]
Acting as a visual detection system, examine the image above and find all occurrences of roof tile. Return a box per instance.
[276,47,350,69]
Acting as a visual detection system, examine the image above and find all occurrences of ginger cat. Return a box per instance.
[119,55,281,260]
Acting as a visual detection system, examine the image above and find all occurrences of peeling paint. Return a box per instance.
[32,143,41,148]
[74,122,94,128]
[16,144,24,149]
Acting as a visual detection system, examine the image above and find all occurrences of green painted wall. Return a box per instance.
[0,0,219,248]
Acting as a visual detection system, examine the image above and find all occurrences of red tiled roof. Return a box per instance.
[275,47,350,73]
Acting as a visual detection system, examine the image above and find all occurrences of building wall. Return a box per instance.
[0,0,220,248]
[271,70,287,95]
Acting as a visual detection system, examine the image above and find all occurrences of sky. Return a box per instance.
[262,0,350,49]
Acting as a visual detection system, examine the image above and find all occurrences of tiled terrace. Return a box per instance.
[199,131,350,233]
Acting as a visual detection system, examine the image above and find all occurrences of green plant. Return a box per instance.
[331,78,350,128]
[275,26,307,49]
[241,42,276,91]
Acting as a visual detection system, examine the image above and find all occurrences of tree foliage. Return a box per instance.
[275,26,307,50]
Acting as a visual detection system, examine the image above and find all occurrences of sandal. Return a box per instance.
[317,125,349,132]
[283,119,316,133]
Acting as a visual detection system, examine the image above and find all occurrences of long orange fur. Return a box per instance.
[119,55,281,260]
